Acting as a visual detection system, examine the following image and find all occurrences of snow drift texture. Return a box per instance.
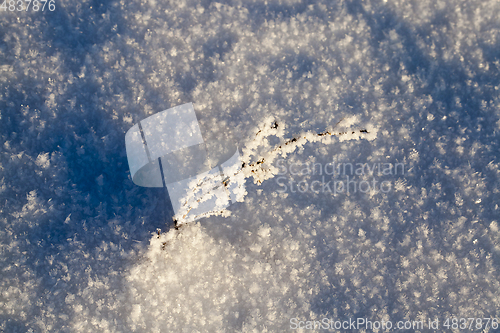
[1,0,500,331]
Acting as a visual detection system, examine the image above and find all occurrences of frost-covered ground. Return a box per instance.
[1,0,500,332]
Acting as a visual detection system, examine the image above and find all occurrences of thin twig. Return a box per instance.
[175,119,369,223]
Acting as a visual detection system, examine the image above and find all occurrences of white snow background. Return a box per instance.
[1,0,500,331]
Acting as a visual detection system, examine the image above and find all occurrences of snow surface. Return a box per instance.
[1,0,500,331]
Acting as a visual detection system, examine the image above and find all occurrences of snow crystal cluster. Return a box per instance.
[1,0,500,331]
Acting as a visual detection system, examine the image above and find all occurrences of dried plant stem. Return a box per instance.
[175,119,369,225]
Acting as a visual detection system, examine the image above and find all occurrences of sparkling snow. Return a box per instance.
[1,0,500,331]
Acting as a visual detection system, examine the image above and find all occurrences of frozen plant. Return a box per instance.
[175,116,377,225]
